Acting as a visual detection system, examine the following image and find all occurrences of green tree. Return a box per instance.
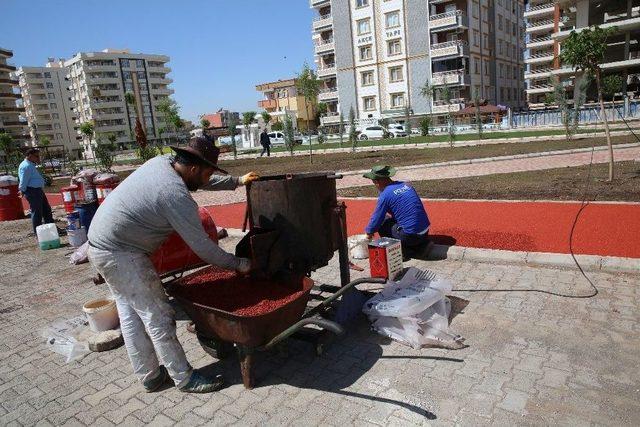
[227,115,239,160]
[440,86,456,147]
[420,116,432,137]
[79,121,95,158]
[283,113,295,156]
[338,111,345,147]
[0,132,14,154]
[200,118,210,129]
[602,74,624,103]
[242,111,256,148]
[156,98,183,145]
[316,102,328,126]
[296,62,321,163]
[560,26,616,181]
[271,121,283,131]
[124,92,135,106]
[39,135,51,147]
[261,111,272,130]
[94,135,116,172]
[473,89,483,140]
[348,106,357,152]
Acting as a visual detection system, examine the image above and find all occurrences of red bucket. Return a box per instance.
[151,207,219,275]
[60,185,80,214]
[0,182,23,222]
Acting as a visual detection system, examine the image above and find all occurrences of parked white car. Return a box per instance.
[358,125,388,140]
[267,132,305,145]
[386,124,407,138]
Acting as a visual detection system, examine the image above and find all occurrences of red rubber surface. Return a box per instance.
[206,200,640,259]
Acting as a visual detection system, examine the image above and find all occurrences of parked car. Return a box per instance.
[268,131,304,145]
[386,124,407,138]
[42,158,62,171]
[358,125,388,140]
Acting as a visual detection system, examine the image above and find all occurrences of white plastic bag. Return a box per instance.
[69,241,89,265]
[42,316,91,363]
[363,267,465,349]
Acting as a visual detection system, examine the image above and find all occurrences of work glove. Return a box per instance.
[239,172,259,186]
[236,257,252,274]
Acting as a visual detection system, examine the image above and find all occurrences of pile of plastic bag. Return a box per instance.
[362,267,465,349]
[42,316,91,363]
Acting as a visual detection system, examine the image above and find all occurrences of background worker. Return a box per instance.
[259,128,271,157]
[18,148,64,235]
[88,137,259,394]
[363,165,431,254]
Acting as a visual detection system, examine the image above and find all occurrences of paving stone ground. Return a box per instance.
[1,217,639,426]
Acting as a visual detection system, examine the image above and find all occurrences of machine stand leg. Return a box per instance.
[237,345,255,389]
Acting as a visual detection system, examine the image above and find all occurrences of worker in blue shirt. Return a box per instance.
[18,148,54,234]
[364,165,430,252]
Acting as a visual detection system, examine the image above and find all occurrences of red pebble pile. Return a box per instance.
[173,266,306,316]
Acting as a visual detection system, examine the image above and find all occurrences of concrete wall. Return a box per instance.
[405,0,431,114]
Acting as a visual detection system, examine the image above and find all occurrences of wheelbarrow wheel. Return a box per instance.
[197,334,233,360]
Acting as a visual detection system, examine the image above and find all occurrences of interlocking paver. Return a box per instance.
[1,219,639,425]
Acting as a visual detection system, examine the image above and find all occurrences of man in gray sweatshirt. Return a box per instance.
[88,137,258,393]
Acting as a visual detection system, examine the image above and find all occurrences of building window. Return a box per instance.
[356,0,369,8]
[389,66,403,82]
[499,63,504,78]
[474,57,480,74]
[472,1,479,18]
[136,59,144,68]
[385,11,400,29]
[47,93,55,99]
[363,96,376,111]
[56,133,63,140]
[473,30,480,47]
[391,93,405,108]
[361,71,374,86]
[359,45,373,61]
[499,40,503,55]
[498,14,503,31]
[52,113,59,119]
[46,82,54,89]
[44,72,51,78]
[54,123,61,130]
[387,39,402,56]
[484,60,489,76]
[49,103,57,109]
[121,59,130,67]
[357,18,371,35]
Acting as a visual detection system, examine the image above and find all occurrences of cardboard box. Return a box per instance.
[368,237,403,280]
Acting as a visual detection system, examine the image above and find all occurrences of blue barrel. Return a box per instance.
[66,210,81,231]
[75,201,98,232]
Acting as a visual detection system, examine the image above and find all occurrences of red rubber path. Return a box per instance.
[204,199,640,259]
[36,193,640,258]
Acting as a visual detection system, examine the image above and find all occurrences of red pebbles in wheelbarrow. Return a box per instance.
[172,266,307,316]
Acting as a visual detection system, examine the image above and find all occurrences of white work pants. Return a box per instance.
[88,246,192,387]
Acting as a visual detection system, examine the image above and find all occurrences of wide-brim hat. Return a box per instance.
[363,165,396,180]
[171,137,228,174]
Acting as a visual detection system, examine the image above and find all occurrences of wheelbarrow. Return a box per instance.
[165,273,385,389]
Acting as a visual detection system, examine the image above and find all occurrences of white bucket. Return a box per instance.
[348,234,370,260]
[68,227,87,248]
[82,298,119,332]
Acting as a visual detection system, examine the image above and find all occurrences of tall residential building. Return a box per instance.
[64,49,174,156]
[524,0,640,109]
[256,78,317,130]
[0,47,27,149]
[310,0,526,128]
[16,59,80,158]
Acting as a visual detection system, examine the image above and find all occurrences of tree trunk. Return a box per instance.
[595,68,614,181]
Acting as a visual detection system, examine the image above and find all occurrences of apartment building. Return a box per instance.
[201,109,240,128]
[310,0,526,128]
[64,49,174,156]
[0,47,27,149]
[524,0,640,109]
[256,78,316,130]
[16,59,80,158]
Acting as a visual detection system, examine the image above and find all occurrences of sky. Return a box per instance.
[2,0,315,122]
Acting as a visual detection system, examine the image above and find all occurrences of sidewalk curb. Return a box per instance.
[221,228,638,274]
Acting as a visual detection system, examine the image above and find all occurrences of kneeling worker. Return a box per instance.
[88,137,258,393]
[363,165,431,253]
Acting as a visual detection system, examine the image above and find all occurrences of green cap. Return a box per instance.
[363,165,397,180]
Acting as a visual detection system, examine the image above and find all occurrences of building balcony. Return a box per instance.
[525,51,555,64]
[147,65,171,74]
[429,0,456,4]
[431,101,463,114]
[1,120,27,128]
[95,123,127,132]
[526,19,557,34]
[554,16,640,40]
[317,65,337,78]
[0,92,21,100]
[149,77,173,85]
[0,63,17,72]
[0,77,19,85]
[312,14,333,31]
[153,87,174,95]
[93,89,122,97]
[318,87,338,101]
[431,70,470,86]
[91,100,122,108]
[87,76,120,84]
[526,84,554,94]
[85,64,118,73]
[258,99,277,109]
[526,34,554,48]
[430,40,469,60]
[0,105,25,113]
[524,67,553,80]
[429,10,468,32]
[320,112,340,125]
[524,2,555,19]
[309,0,330,7]
[0,48,13,58]
[315,38,335,54]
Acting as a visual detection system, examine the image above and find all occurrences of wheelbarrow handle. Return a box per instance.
[305,277,387,318]
[260,317,344,351]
